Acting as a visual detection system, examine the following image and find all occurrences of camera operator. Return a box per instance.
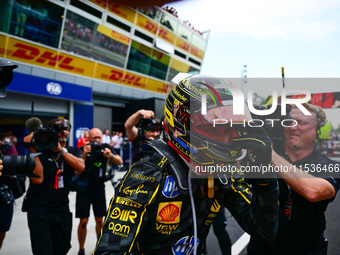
[23,118,85,255]
[247,103,340,255]
[76,127,122,255]
[124,109,161,163]
[0,132,19,250]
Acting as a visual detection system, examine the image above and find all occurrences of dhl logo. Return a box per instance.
[190,46,203,59]
[106,70,145,87]
[177,41,191,52]
[142,21,173,43]
[137,15,175,44]
[89,0,136,23]
[176,38,204,60]
[159,83,169,93]
[10,43,84,73]
[1,35,169,94]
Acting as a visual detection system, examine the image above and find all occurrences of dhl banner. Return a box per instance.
[136,14,204,60]
[0,35,96,77]
[95,63,169,93]
[170,58,190,73]
[131,40,170,66]
[175,36,204,60]
[265,92,340,108]
[0,34,169,94]
[136,14,176,44]
[88,0,137,23]
[97,25,130,45]
[190,46,204,60]
[175,36,190,53]
[80,1,205,60]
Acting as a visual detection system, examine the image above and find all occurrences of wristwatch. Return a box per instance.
[60,147,68,155]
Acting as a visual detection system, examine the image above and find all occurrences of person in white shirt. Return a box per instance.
[111,132,123,155]
[101,129,111,145]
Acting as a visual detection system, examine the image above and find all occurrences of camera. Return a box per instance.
[252,104,292,151]
[1,153,40,177]
[89,141,104,158]
[140,118,162,132]
[0,184,13,205]
[32,119,70,151]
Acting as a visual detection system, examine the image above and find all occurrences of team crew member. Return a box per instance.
[247,104,340,255]
[76,128,122,255]
[94,74,279,255]
[23,118,85,255]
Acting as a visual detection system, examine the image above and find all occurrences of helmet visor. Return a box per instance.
[191,105,248,143]
[192,124,238,144]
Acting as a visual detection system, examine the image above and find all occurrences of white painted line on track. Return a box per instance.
[232,232,250,255]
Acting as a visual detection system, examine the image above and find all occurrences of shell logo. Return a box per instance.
[156,202,182,224]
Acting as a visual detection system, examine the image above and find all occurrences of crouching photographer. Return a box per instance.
[75,127,122,255]
[22,117,85,255]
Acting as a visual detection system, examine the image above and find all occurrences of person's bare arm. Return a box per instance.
[53,142,85,175]
[272,150,335,202]
[24,133,44,184]
[124,109,155,141]
[103,147,123,165]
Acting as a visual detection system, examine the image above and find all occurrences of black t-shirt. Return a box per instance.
[26,146,82,212]
[80,143,115,190]
[275,149,340,253]
[131,131,151,163]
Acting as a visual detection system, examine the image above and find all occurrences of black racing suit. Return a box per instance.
[94,139,279,255]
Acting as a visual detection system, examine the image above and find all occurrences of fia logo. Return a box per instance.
[46,82,62,95]
[162,175,179,198]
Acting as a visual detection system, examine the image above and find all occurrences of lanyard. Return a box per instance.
[51,153,65,189]
[51,153,64,172]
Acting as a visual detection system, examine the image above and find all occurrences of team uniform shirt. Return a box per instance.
[26,146,82,212]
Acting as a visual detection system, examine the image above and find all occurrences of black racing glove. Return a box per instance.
[232,126,276,187]
[232,126,273,166]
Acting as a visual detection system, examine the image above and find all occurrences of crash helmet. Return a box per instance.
[163,73,252,166]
